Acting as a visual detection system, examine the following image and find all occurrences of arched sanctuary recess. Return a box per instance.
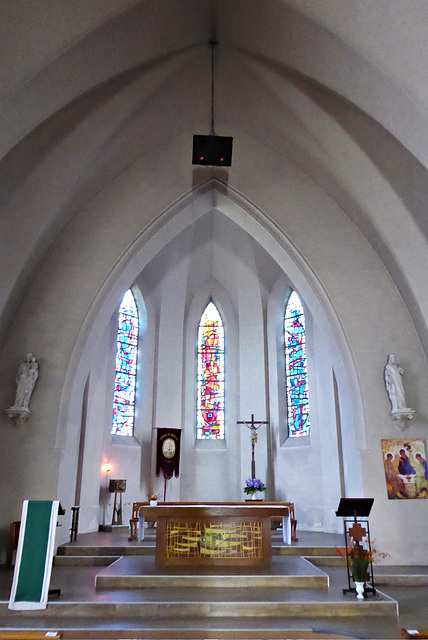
[182,280,238,502]
[58,182,365,530]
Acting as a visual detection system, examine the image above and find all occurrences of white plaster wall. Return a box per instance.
[1,0,428,570]
[0,132,427,564]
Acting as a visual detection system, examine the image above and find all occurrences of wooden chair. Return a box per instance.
[6,521,20,567]
[128,501,149,540]
[271,502,298,541]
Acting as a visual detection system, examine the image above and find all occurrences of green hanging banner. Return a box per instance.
[9,500,59,610]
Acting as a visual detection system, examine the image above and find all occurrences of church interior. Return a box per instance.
[1,1,428,638]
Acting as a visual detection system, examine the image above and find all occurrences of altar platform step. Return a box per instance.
[55,545,341,559]
[56,545,155,557]
[54,555,120,566]
[0,554,402,639]
[0,627,384,640]
[0,617,402,640]
[94,555,329,590]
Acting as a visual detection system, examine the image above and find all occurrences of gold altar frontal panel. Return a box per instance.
[141,504,289,568]
[162,517,269,565]
[157,516,272,566]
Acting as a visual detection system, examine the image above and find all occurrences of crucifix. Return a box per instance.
[237,414,269,479]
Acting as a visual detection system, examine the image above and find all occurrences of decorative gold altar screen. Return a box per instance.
[140,503,291,567]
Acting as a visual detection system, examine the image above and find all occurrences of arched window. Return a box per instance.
[111,289,139,436]
[284,291,310,437]
[197,301,225,439]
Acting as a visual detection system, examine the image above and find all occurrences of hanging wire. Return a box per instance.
[210,40,218,135]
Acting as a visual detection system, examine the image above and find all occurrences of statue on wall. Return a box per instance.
[7,353,39,428]
[384,354,414,430]
[14,353,39,409]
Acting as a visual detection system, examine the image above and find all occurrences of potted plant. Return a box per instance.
[149,494,159,506]
[243,478,266,500]
[348,542,371,598]
[337,540,388,598]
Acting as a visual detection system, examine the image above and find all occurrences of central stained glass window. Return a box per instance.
[111,289,138,437]
[197,301,225,439]
[284,291,310,437]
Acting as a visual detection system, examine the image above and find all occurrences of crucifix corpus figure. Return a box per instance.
[237,413,268,479]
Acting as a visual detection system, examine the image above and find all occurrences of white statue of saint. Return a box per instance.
[384,354,407,412]
[13,353,39,410]
[384,354,414,429]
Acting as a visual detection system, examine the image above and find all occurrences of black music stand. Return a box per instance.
[336,498,376,596]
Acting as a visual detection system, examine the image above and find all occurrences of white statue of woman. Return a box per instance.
[384,353,407,412]
[14,353,39,409]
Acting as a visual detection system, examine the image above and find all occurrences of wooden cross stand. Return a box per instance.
[237,414,268,478]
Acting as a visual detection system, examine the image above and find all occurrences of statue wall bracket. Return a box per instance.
[7,406,31,429]
[390,408,415,431]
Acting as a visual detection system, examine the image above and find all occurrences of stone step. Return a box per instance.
[0,625,381,639]
[56,546,155,556]
[95,571,329,590]
[54,555,119,566]
[56,544,340,557]
[273,546,343,557]
[0,597,397,619]
[375,573,428,586]
[94,554,330,590]
[303,556,346,567]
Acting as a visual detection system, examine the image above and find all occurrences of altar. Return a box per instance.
[139,503,291,567]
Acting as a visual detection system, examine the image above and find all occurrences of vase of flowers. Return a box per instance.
[149,494,158,506]
[348,542,371,584]
[244,478,266,499]
[337,540,388,598]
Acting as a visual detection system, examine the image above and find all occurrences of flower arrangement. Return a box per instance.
[347,543,372,582]
[336,542,389,582]
[244,478,266,496]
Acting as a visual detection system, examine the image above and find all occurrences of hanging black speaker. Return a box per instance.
[192,134,233,167]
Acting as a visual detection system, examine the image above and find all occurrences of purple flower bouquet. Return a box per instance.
[243,478,266,495]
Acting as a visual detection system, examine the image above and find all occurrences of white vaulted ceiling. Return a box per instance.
[1,0,428,352]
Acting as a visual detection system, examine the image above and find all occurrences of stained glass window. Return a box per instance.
[111,289,138,436]
[284,291,310,437]
[197,301,225,439]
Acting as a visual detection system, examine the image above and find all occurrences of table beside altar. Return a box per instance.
[139,503,291,567]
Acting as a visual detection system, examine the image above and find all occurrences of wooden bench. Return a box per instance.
[402,630,428,639]
[0,633,62,639]
[129,501,297,542]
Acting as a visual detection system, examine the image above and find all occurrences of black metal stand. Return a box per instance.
[342,517,376,597]
[336,498,376,598]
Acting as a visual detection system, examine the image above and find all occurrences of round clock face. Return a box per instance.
[162,437,176,459]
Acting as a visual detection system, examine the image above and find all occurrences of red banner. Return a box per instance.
[156,428,181,480]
